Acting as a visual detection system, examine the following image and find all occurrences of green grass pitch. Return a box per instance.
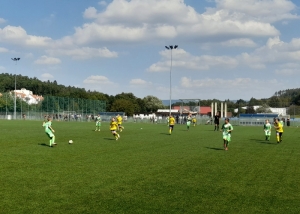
[0,120,299,213]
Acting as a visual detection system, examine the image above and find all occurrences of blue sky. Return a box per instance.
[1,0,300,100]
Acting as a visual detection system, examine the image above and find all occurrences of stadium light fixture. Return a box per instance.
[11,57,21,120]
[165,45,178,116]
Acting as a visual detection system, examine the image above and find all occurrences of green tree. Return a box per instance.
[110,99,135,116]
[256,104,272,113]
[143,95,164,112]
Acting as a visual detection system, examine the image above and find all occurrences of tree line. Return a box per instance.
[0,73,165,116]
[0,73,299,116]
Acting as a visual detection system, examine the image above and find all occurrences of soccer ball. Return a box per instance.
[69,140,73,144]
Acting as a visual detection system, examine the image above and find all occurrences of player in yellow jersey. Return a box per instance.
[116,114,124,132]
[192,117,197,126]
[169,115,175,135]
[110,117,120,140]
[274,118,283,143]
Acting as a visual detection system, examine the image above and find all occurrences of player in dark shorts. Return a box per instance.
[214,114,220,131]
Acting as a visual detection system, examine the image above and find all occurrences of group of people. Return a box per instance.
[42,114,126,147]
[42,112,285,149]
[264,118,284,144]
[168,113,233,150]
[95,114,124,140]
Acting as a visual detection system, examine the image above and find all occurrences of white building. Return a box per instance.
[12,88,44,104]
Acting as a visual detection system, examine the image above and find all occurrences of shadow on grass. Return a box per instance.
[250,139,276,145]
[160,133,171,135]
[103,138,116,141]
[38,143,51,147]
[205,147,224,151]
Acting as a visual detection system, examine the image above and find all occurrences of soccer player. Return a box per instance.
[214,113,220,131]
[116,114,124,132]
[274,118,283,143]
[264,119,271,141]
[110,117,120,140]
[166,115,169,126]
[169,115,175,135]
[221,118,233,151]
[95,114,102,131]
[192,116,197,126]
[43,117,56,147]
[187,114,192,131]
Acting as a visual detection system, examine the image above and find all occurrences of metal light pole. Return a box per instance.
[165,45,178,116]
[11,58,21,120]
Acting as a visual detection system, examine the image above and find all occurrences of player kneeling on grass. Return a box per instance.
[110,117,120,140]
[169,115,175,135]
[221,118,233,150]
[264,119,271,141]
[274,118,283,143]
[43,117,56,147]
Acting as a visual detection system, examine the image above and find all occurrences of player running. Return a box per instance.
[274,118,283,143]
[95,114,102,131]
[221,118,233,150]
[116,114,124,132]
[110,117,120,140]
[263,119,271,141]
[192,116,197,126]
[43,117,56,147]
[169,115,175,135]
[187,114,192,131]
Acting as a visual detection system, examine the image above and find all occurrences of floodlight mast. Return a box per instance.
[11,58,21,120]
[165,45,178,116]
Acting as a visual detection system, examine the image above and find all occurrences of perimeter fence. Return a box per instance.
[0,93,106,121]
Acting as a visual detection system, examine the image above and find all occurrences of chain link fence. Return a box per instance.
[0,93,106,121]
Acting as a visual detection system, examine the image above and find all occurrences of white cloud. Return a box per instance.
[0,25,52,47]
[148,48,238,72]
[83,75,114,85]
[98,1,107,6]
[69,0,289,46]
[179,76,281,99]
[46,47,118,60]
[0,18,6,24]
[129,78,152,86]
[214,0,299,23]
[41,73,54,81]
[221,38,257,47]
[83,7,98,19]
[0,47,8,52]
[275,68,298,75]
[237,36,300,69]
[0,25,53,47]
[0,66,5,71]
[34,56,61,65]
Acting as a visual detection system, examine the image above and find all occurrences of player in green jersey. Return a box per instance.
[95,114,102,131]
[43,117,56,147]
[221,118,233,150]
[263,119,271,141]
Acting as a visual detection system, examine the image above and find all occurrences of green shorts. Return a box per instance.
[223,133,231,142]
[46,131,54,138]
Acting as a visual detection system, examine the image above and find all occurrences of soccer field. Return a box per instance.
[0,120,299,213]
